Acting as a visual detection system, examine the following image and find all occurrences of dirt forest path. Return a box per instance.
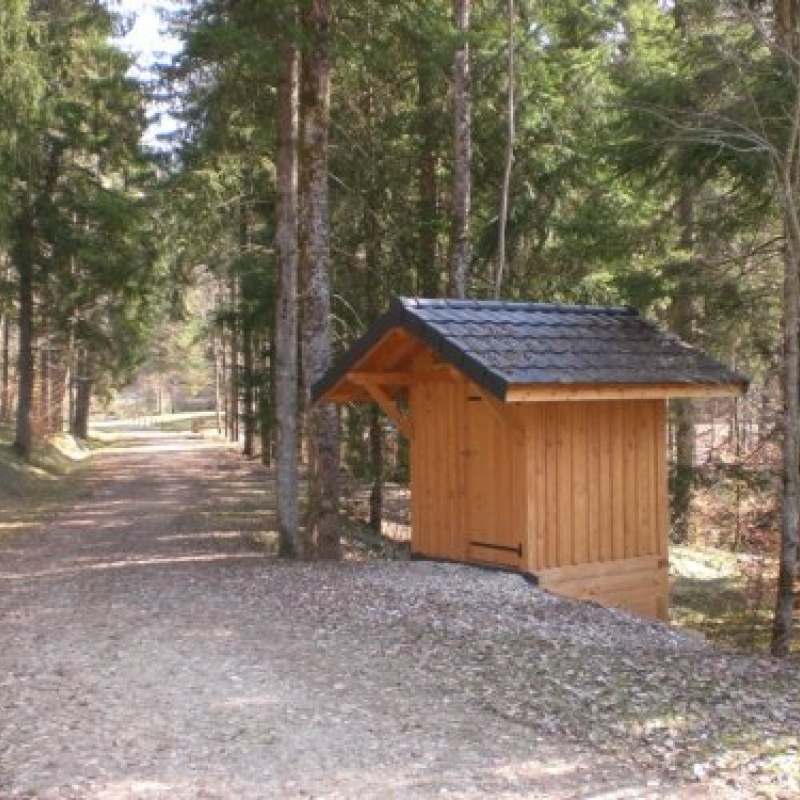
[0,432,792,799]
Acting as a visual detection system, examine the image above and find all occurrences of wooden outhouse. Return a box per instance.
[313,298,747,619]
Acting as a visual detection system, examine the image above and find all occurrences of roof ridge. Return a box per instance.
[398,296,636,315]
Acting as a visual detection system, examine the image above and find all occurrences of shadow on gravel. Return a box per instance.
[0,430,275,583]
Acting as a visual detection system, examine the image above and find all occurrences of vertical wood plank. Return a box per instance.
[587,402,602,563]
[457,382,468,559]
[572,402,589,565]
[623,402,639,558]
[516,417,528,566]
[449,383,459,558]
[471,394,485,552]
[654,400,669,558]
[497,412,509,550]
[409,384,421,552]
[429,384,442,556]
[438,383,451,557]
[598,401,614,562]
[534,406,547,570]
[544,403,559,569]
[439,383,449,558]
[637,401,655,556]
[528,406,547,571]
[611,402,626,560]
[557,404,574,565]
[411,383,430,555]
[453,381,467,559]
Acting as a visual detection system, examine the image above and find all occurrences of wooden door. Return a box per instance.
[462,391,523,568]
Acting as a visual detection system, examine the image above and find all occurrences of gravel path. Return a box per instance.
[0,432,798,799]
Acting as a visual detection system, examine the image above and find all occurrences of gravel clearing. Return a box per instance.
[0,431,798,799]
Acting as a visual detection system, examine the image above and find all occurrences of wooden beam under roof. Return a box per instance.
[505,382,747,403]
[348,374,412,437]
[348,371,411,386]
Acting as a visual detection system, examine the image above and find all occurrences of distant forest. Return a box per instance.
[1,0,800,655]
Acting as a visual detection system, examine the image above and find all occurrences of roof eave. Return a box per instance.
[504,380,748,403]
[311,299,408,403]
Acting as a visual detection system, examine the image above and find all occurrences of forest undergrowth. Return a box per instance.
[0,425,91,543]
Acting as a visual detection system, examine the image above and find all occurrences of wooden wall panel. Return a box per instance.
[410,377,525,567]
[597,401,613,562]
[441,382,465,559]
[654,400,669,558]
[411,387,670,618]
[610,403,626,560]
[555,406,573,567]
[570,405,584,564]
[463,387,525,568]
[526,404,547,572]
[637,401,655,556]
[544,403,559,570]
[407,378,451,561]
[448,382,468,560]
[409,382,433,556]
[520,399,668,575]
[623,406,638,558]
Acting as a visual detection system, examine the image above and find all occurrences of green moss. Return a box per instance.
[670,545,779,654]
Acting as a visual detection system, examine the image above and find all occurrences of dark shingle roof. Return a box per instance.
[312,297,748,401]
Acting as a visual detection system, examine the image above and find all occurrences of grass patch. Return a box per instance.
[0,424,93,540]
[670,545,776,653]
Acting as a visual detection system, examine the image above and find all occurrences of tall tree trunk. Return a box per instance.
[448,0,471,299]
[39,337,50,435]
[361,56,385,533]
[70,348,92,440]
[239,197,255,457]
[494,0,515,298]
[212,327,223,433]
[228,276,240,443]
[53,330,71,435]
[774,213,800,656]
[771,0,800,658]
[260,326,275,467]
[669,183,696,545]
[368,405,383,533]
[0,304,10,423]
[67,340,76,435]
[221,319,230,438]
[12,200,35,460]
[417,56,440,297]
[300,0,340,560]
[276,37,301,558]
[242,314,256,457]
[73,383,91,439]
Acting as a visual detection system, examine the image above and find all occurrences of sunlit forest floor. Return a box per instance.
[0,418,792,658]
[671,474,782,655]
[0,428,798,798]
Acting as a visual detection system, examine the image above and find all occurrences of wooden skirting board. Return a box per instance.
[409,552,669,620]
[536,556,669,620]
